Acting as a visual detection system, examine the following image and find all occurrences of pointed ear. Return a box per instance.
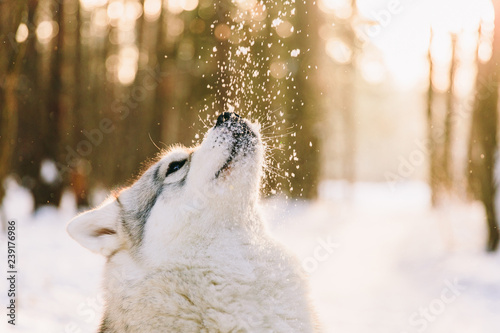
[67,197,121,256]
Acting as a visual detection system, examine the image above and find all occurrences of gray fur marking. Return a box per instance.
[121,159,190,248]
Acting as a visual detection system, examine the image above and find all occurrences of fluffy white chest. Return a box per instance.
[103,234,315,333]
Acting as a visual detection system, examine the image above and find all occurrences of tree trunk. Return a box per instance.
[288,0,322,199]
[14,0,42,201]
[427,30,438,206]
[443,33,457,190]
[34,0,65,208]
[468,2,500,252]
[0,0,26,230]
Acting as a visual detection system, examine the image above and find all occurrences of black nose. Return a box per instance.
[215,112,241,127]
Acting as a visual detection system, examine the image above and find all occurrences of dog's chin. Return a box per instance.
[213,143,255,179]
[215,163,233,178]
[215,143,260,180]
[214,157,242,181]
[215,151,235,179]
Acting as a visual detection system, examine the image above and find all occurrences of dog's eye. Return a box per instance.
[165,159,187,177]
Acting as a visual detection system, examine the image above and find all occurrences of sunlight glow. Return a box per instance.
[319,0,352,18]
[214,24,231,40]
[36,21,58,43]
[93,8,109,28]
[274,20,294,39]
[478,41,493,63]
[459,31,481,62]
[107,1,124,20]
[117,65,135,85]
[350,0,495,87]
[144,0,162,21]
[168,0,198,14]
[232,1,266,22]
[454,64,476,96]
[167,17,185,37]
[125,2,143,21]
[360,56,385,84]
[15,23,29,43]
[182,0,199,11]
[234,0,258,11]
[80,0,108,11]
[430,32,452,65]
[325,38,351,64]
[270,60,288,79]
[105,54,119,72]
[117,46,139,85]
[36,21,52,40]
[168,0,184,14]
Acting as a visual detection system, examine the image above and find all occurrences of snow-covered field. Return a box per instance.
[1,180,499,332]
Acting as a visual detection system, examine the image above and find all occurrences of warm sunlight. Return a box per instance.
[144,0,162,21]
[80,0,108,11]
[3,0,500,332]
[168,0,199,14]
[354,0,495,87]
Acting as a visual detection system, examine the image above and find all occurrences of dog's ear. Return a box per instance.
[67,197,121,256]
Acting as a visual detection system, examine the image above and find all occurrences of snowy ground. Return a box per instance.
[1,180,499,333]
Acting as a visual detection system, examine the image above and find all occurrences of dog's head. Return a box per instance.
[67,112,264,260]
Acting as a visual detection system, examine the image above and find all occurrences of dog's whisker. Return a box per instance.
[198,115,211,130]
[261,124,295,136]
[261,133,295,141]
[148,133,162,151]
[261,123,279,132]
[264,167,287,180]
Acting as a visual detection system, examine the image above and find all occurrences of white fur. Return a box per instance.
[67,117,319,332]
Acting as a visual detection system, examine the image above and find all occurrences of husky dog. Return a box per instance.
[67,112,318,332]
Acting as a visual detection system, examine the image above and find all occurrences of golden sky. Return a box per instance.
[354,0,494,88]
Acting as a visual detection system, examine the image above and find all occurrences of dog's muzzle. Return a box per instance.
[215,112,256,137]
[214,112,257,178]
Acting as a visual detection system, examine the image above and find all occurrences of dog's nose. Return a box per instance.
[215,112,241,127]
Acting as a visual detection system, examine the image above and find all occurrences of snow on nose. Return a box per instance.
[214,112,256,141]
[215,112,241,127]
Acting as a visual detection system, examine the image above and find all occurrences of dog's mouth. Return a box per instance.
[215,147,236,178]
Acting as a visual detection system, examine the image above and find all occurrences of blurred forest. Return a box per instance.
[1,0,500,251]
[0,0,321,207]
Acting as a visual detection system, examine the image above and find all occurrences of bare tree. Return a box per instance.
[36,0,65,207]
[0,0,26,229]
[427,31,458,206]
[443,33,457,190]
[288,0,323,199]
[0,0,325,208]
[427,29,438,206]
[468,4,500,251]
